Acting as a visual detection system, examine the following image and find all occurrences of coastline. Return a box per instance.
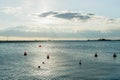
[0,39,120,43]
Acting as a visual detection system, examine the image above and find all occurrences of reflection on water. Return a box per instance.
[0,41,120,80]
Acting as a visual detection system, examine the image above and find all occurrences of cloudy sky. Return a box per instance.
[0,0,120,40]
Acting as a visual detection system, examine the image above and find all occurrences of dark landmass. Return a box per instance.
[87,38,120,41]
[87,38,112,41]
[98,38,111,41]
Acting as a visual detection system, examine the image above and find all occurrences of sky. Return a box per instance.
[0,0,120,40]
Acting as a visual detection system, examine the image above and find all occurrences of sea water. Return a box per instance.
[0,41,120,80]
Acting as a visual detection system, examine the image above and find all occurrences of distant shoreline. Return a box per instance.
[0,40,47,43]
[0,39,120,43]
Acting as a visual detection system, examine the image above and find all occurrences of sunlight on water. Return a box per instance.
[26,42,61,78]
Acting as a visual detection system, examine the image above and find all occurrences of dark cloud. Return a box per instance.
[54,13,90,20]
[38,11,93,21]
[38,11,58,17]
[107,19,115,23]
[87,13,95,16]
[54,13,79,19]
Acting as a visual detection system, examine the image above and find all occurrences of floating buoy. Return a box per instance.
[24,52,27,56]
[47,54,50,59]
[79,60,81,65]
[38,66,40,68]
[42,62,45,64]
[113,53,117,58]
[94,53,98,58]
[39,45,42,47]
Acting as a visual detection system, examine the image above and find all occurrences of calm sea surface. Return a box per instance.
[0,41,120,80]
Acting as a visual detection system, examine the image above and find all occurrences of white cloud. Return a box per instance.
[0,0,57,15]
[0,0,120,40]
[35,11,120,32]
[0,7,22,15]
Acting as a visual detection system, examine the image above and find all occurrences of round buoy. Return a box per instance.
[79,60,81,65]
[38,66,40,68]
[24,52,27,56]
[42,62,45,64]
[113,53,117,58]
[39,45,41,47]
[94,53,98,58]
[47,54,50,59]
